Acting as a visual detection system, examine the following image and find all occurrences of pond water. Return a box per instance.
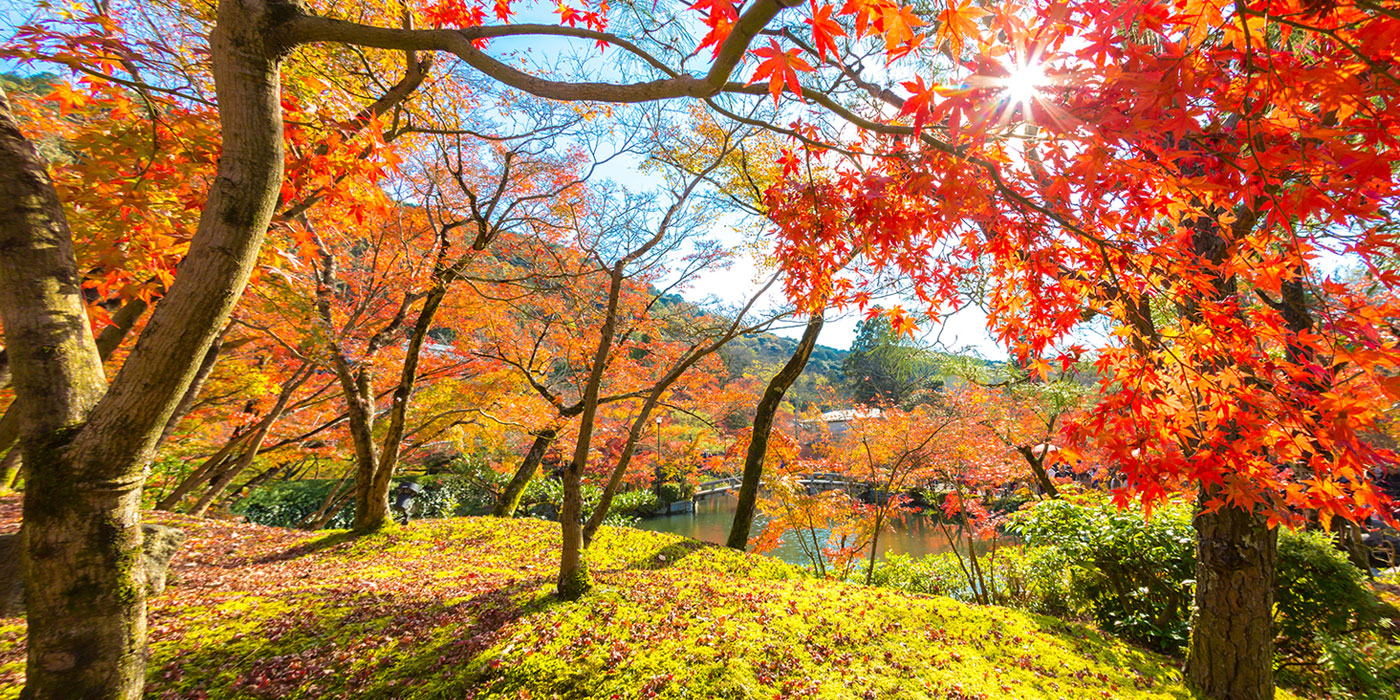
[633,490,1000,567]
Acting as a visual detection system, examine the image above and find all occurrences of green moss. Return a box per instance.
[0,512,1305,699]
[0,619,24,700]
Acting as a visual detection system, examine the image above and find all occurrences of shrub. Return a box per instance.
[1007,493,1196,652]
[1275,529,1379,665]
[865,552,968,597]
[1006,491,1385,663]
[1276,629,1400,700]
[656,481,692,504]
[233,479,355,529]
[866,547,1033,606]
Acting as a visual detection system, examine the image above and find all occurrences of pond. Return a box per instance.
[633,490,1002,567]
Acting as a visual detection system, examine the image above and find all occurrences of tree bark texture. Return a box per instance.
[341,367,383,533]
[0,296,150,488]
[727,311,823,550]
[0,82,121,699]
[1186,489,1277,700]
[557,269,624,599]
[493,427,557,518]
[0,1,290,695]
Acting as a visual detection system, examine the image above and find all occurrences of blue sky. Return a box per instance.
[0,0,1008,358]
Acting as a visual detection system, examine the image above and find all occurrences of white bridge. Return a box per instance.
[693,472,862,498]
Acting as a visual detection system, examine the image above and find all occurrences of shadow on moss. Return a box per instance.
[252,530,360,564]
[148,575,557,699]
[626,539,708,571]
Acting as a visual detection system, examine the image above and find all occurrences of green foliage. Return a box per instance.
[608,489,660,519]
[1275,529,1377,647]
[843,310,944,406]
[655,481,692,504]
[1008,494,1196,653]
[518,477,660,525]
[233,479,356,529]
[1313,630,1400,700]
[864,552,968,596]
[1005,493,1390,699]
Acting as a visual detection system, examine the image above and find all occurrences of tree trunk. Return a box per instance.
[1177,209,1278,700]
[493,427,556,517]
[581,395,661,547]
[0,82,121,699]
[728,311,823,550]
[1,2,289,694]
[187,363,311,516]
[1186,489,1277,700]
[356,287,447,532]
[865,512,884,585]
[0,297,150,483]
[1018,446,1059,498]
[343,371,383,533]
[558,268,625,599]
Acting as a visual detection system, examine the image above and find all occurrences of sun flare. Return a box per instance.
[1001,60,1047,107]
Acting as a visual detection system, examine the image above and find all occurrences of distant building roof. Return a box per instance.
[799,408,882,427]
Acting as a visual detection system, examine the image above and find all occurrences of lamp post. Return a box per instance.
[653,415,664,499]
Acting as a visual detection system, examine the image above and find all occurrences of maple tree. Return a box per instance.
[300,125,600,532]
[754,4,1400,697]
[504,148,787,596]
[745,430,871,577]
[942,357,1097,498]
[834,405,961,584]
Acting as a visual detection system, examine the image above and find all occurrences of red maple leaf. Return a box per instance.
[806,1,847,62]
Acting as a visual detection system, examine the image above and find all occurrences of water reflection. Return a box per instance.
[633,490,997,567]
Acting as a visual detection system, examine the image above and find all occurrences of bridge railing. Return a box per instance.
[693,472,864,496]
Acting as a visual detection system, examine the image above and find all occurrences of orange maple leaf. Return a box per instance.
[936,0,987,56]
[47,81,88,111]
[693,0,739,57]
[749,39,815,104]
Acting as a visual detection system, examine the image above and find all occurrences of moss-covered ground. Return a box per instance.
[1,497,1235,699]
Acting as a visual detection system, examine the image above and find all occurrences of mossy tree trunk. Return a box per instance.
[1186,488,1277,700]
[494,427,557,518]
[0,82,117,698]
[0,297,151,490]
[727,311,823,550]
[0,0,289,694]
[558,267,624,599]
